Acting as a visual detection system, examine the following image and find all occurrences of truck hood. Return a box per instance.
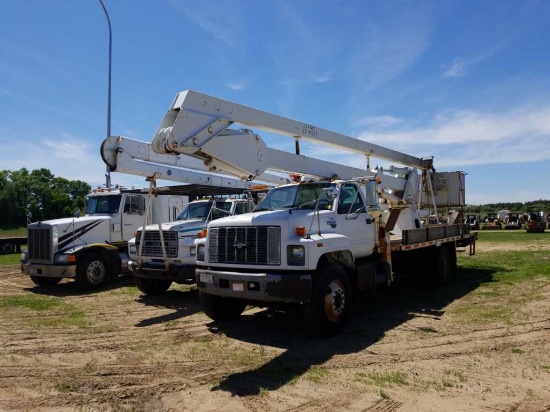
[207,209,333,233]
[28,215,110,230]
[28,215,111,252]
[139,218,207,236]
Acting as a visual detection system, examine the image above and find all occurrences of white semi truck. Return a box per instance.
[21,185,188,290]
[148,90,475,336]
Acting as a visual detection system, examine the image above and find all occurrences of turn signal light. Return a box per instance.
[197,228,208,238]
[295,226,306,237]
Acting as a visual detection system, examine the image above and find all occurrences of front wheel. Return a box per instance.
[30,276,62,287]
[199,292,246,322]
[303,264,351,337]
[134,276,171,295]
[76,253,108,290]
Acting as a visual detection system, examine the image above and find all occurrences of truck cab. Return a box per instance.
[21,186,186,290]
[128,196,256,295]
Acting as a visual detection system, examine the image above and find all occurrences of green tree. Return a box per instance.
[0,168,91,229]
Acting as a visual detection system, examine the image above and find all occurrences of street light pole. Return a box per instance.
[98,0,112,189]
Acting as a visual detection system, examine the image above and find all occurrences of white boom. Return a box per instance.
[101,135,290,188]
[150,90,434,182]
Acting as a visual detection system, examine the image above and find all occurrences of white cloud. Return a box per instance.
[443,58,466,77]
[259,105,550,172]
[225,82,246,91]
[169,0,244,49]
[353,115,403,129]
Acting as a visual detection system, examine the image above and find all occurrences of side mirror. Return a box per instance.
[75,210,81,218]
[325,186,339,199]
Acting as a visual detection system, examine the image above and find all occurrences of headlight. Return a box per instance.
[197,244,205,261]
[129,245,137,256]
[190,246,196,256]
[287,245,305,266]
[56,254,76,264]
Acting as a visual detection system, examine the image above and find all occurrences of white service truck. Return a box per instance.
[21,186,187,290]
[147,90,476,336]
[127,196,256,295]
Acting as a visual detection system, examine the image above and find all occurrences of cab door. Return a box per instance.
[121,195,147,241]
[335,183,376,258]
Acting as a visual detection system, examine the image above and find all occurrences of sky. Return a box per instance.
[1,0,549,205]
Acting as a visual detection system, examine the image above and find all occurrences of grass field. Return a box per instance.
[0,227,548,411]
[0,227,26,238]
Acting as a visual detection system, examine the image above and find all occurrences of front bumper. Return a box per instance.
[129,260,195,282]
[196,268,311,303]
[21,261,77,278]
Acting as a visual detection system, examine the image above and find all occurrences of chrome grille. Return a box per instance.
[27,227,53,262]
[135,231,178,258]
[208,226,280,265]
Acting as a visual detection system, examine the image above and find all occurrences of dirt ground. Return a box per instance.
[0,242,549,412]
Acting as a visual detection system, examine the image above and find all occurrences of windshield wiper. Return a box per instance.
[253,207,274,212]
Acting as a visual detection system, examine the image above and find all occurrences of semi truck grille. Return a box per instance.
[27,227,53,262]
[208,226,280,265]
[135,231,178,258]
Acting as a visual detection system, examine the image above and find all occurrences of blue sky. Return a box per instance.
[1,0,549,205]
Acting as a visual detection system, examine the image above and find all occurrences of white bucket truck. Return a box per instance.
[146,90,476,336]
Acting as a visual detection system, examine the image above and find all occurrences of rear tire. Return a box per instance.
[1,242,15,254]
[134,276,171,295]
[431,246,452,287]
[303,264,351,337]
[30,276,62,287]
[199,292,246,322]
[76,253,108,290]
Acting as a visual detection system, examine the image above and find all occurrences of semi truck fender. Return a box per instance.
[73,244,122,277]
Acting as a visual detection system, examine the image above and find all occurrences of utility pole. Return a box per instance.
[98,0,112,188]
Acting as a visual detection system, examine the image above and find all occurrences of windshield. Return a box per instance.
[254,183,333,211]
[176,201,237,221]
[177,202,213,221]
[86,195,122,215]
[211,202,233,219]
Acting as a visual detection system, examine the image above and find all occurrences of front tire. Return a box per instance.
[30,276,62,287]
[134,276,171,295]
[303,264,351,337]
[199,292,246,322]
[76,253,108,290]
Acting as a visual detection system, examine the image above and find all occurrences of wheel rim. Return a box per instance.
[323,279,346,322]
[86,260,106,284]
[2,243,14,254]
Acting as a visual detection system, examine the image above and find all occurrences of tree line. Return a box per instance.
[1,168,549,230]
[465,200,550,216]
[0,168,90,230]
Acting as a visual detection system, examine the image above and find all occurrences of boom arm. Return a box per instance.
[151,90,433,180]
[100,136,289,189]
